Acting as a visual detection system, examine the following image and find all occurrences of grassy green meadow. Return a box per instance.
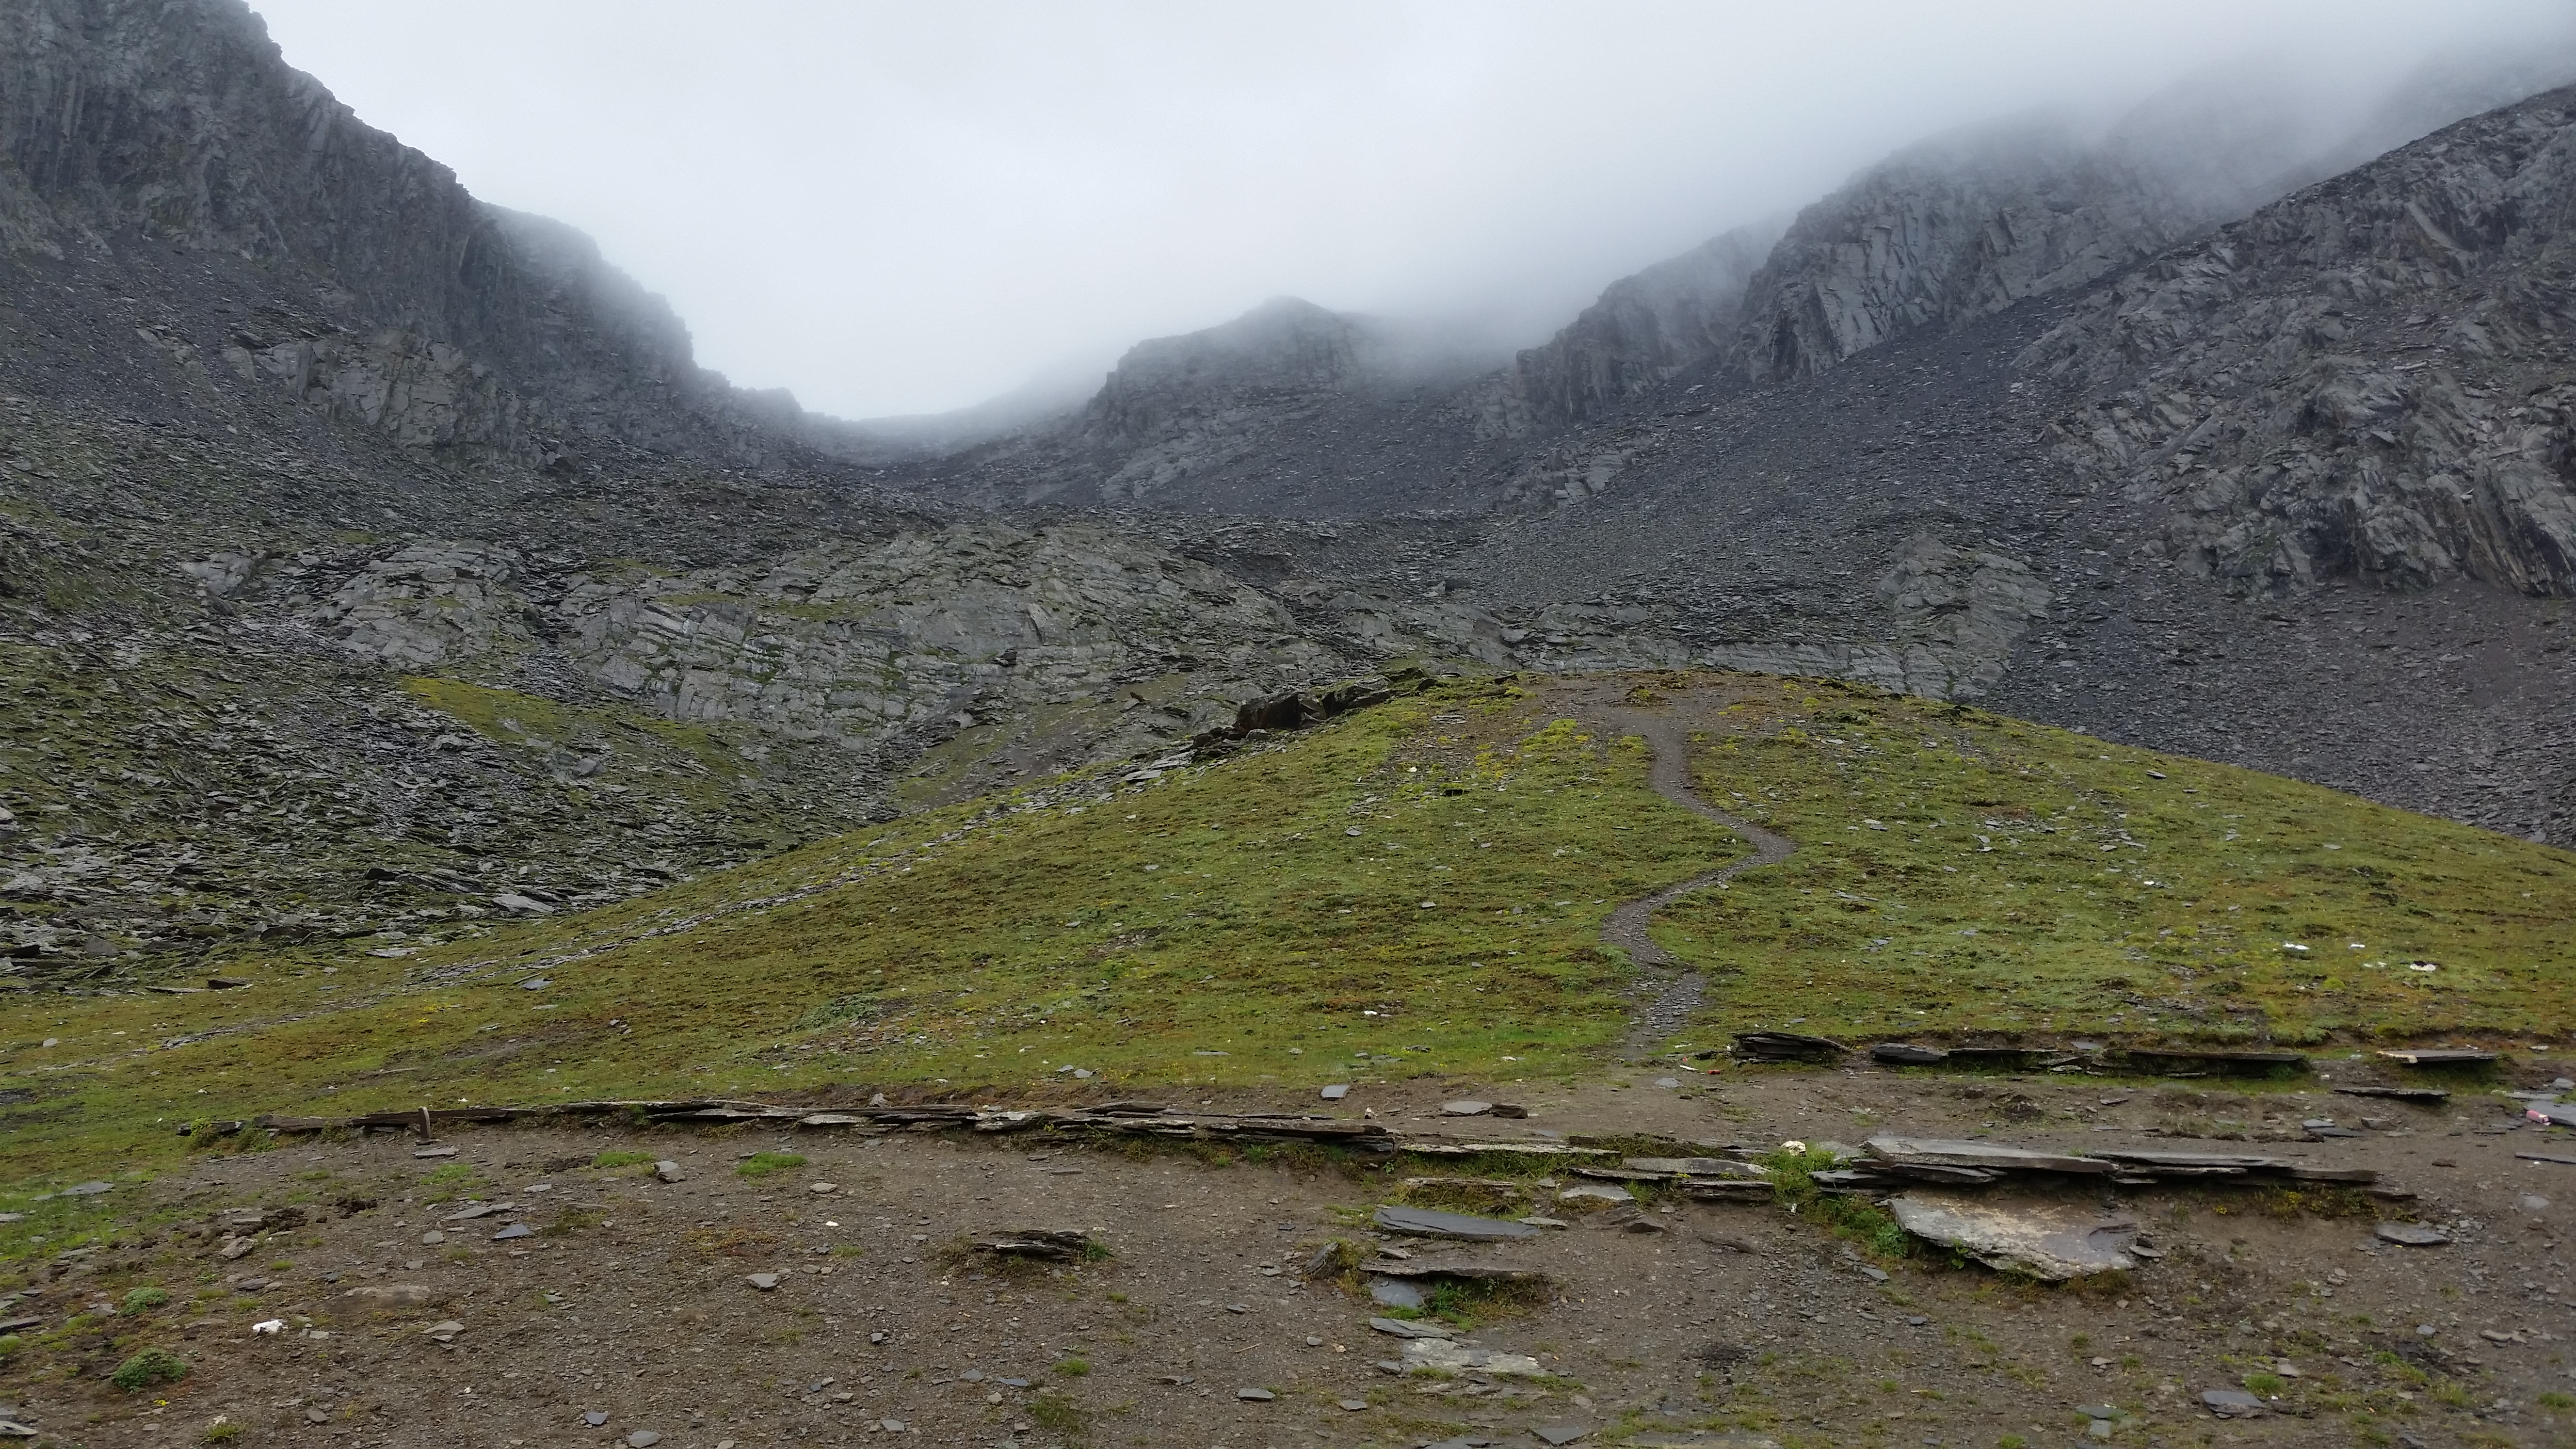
[4,670,2571,1202]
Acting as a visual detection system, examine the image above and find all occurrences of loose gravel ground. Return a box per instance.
[15,1063,2576,1448]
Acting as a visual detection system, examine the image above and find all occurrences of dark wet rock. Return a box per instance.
[1731,1031,1849,1063]
[967,1229,1094,1262]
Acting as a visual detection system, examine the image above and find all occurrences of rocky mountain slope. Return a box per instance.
[925,68,2563,518]
[1032,83,2576,843]
[0,0,906,469]
[9,0,2576,1000]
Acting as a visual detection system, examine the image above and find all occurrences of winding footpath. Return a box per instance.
[1583,703,1798,1051]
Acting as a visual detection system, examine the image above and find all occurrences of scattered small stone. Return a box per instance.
[807,1182,838,1195]
[490,1224,534,1241]
[421,1320,463,1343]
[1441,1100,1493,1116]
[2201,1388,2266,1417]
[653,1160,684,1183]
[1320,1084,1351,1101]
[1653,1077,1681,1089]
[625,1433,662,1448]
[1336,1398,1369,1411]
[1236,1387,1274,1401]
[746,1273,782,1290]
[413,1146,457,1159]
[1534,1426,1593,1446]
[418,1231,443,1246]
[1558,1184,1633,1205]
[59,1182,112,1197]
[583,1412,608,1427]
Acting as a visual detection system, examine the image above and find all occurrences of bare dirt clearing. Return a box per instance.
[11,1064,2576,1448]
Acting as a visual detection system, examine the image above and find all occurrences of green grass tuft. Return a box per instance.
[735,1152,807,1178]
[110,1347,189,1391]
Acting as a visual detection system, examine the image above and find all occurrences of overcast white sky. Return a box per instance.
[248,1,2572,421]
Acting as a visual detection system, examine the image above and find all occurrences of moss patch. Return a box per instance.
[1648,685,2576,1046]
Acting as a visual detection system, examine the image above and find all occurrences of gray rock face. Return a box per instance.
[1700,534,2052,700]
[952,296,1510,512]
[1479,222,1781,438]
[2027,86,2576,598]
[0,0,888,468]
[300,522,1358,763]
[1731,119,2217,386]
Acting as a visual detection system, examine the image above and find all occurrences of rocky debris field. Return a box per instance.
[13,1063,2576,1448]
[0,395,1452,977]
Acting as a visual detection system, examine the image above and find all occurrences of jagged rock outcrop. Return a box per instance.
[2026,85,2576,597]
[296,521,1359,760]
[1731,121,2222,386]
[929,296,1513,513]
[1477,222,1779,438]
[1077,298,1372,501]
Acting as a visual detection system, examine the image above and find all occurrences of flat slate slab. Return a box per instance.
[2379,1048,2498,1065]
[1371,1205,1541,1240]
[2375,1222,2450,1246]
[1400,1337,1545,1375]
[2332,1085,2449,1102]
[1866,1136,2111,1175]
[1888,1191,2139,1280]
[2093,1148,2287,1170]
[1365,1259,1547,1281]
[1620,1157,1768,1179]
[1365,1315,1454,1338]
[1944,1046,2073,1068]
[2201,1388,2266,1417]
[2122,1048,2306,1074]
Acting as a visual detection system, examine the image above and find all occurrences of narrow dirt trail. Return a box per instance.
[1579,698,1797,1052]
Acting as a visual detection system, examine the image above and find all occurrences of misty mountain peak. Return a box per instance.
[1084,297,1368,446]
